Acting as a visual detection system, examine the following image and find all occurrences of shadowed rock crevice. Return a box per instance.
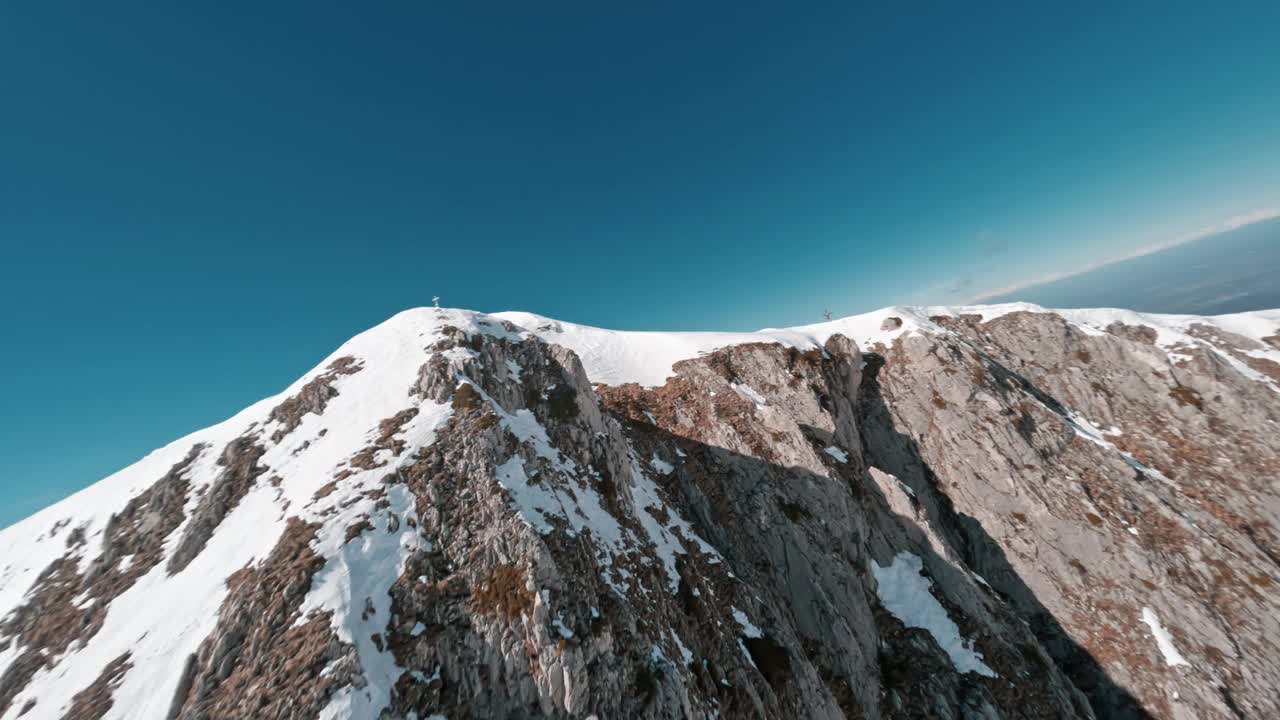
[627,411,1091,716]
[857,351,1149,719]
[914,311,1280,717]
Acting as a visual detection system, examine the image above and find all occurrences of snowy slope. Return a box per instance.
[0,309,514,720]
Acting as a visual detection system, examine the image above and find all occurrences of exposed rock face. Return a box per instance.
[874,311,1280,719]
[60,653,131,720]
[166,438,266,575]
[1,303,1277,719]
[596,338,1090,719]
[268,356,363,442]
[168,518,349,720]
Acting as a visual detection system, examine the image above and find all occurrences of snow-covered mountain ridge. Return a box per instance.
[495,302,1280,388]
[2,303,1278,719]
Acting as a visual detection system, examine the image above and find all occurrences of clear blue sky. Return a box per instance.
[3,2,1279,526]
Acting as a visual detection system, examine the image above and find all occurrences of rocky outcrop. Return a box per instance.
[167,438,267,575]
[599,338,1091,719]
[328,324,1090,718]
[863,310,1280,719]
[1,304,1277,719]
[168,518,351,720]
[61,653,131,720]
[268,356,363,442]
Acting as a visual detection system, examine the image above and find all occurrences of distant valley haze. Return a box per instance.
[982,213,1280,315]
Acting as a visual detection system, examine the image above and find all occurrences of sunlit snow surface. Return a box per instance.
[1140,607,1192,668]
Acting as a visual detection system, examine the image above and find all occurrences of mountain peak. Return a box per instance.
[2,304,1279,719]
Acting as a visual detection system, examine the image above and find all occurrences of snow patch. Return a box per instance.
[1140,607,1190,667]
[871,552,997,677]
[671,631,694,665]
[487,392,577,475]
[731,383,768,408]
[1064,410,1174,484]
[306,484,429,719]
[650,454,674,475]
[629,455,721,591]
[494,456,558,534]
[552,615,575,639]
[731,607,764,638]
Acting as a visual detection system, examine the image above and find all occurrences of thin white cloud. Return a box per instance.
[967,207,1280,303]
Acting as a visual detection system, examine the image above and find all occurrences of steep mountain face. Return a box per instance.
[1,303,1278,720]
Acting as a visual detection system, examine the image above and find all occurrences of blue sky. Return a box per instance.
[2,2,1279,526]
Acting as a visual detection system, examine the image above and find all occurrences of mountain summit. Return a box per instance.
[2,303,1279,719]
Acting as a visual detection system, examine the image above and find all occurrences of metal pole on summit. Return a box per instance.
[433,296,440,308]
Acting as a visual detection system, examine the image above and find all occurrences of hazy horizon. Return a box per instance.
[986,216,1280,315]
